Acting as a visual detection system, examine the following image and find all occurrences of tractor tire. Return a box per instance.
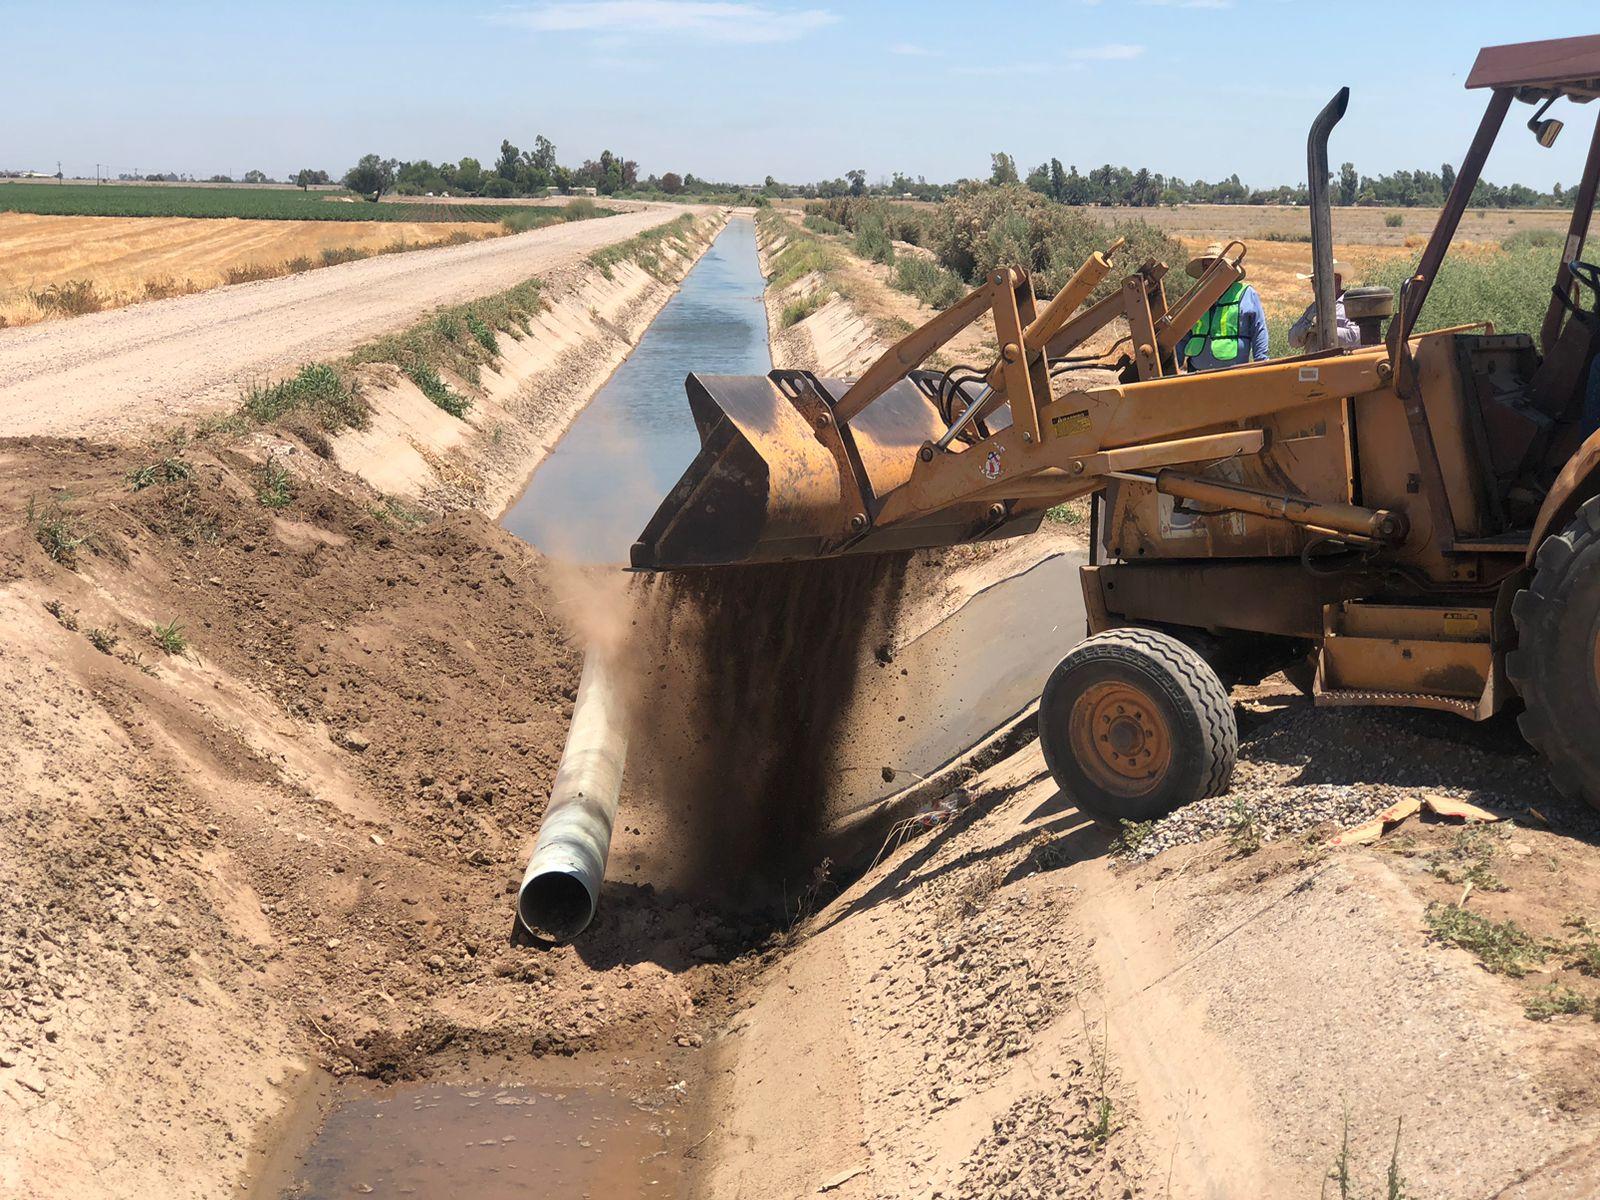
[1509,495,1600,811]
[1038,628,1237,823]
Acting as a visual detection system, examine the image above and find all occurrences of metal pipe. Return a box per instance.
[1307,87,1349,352]
[517,654,629,942]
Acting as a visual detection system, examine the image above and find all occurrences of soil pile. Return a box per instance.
[0,434,720,1199]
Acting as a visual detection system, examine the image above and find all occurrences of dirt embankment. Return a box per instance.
[0,213,735,1199]
[701,696,1600,1199]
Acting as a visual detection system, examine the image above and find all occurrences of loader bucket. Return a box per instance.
[630,370,1043,570]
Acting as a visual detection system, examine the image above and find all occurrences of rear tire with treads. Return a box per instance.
[1038,628,1237,822]
[1509,495,1600,810]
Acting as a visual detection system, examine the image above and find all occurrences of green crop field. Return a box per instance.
[0,182,572,224]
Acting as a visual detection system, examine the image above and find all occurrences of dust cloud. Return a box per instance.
[621,554,911,897]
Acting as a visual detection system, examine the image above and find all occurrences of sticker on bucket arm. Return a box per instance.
[981,449,1003,480]
[1051,409,1092,438]
[1298,367,1321,383]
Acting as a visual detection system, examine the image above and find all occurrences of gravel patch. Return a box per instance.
[1120,690,1599,861]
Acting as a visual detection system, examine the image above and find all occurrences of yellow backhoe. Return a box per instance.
[633,34,1600,822]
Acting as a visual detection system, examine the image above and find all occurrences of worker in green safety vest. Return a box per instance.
[1176,242,1270,372]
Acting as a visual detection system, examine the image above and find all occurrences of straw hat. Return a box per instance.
[1185,242,1226,278]
[1295,259,1347,281]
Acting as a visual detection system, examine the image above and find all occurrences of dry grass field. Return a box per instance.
[0,214,494,326]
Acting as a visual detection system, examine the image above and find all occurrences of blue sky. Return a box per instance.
[6,1,1598,188]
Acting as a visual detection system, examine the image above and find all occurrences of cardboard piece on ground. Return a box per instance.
[1329,792,1502,847]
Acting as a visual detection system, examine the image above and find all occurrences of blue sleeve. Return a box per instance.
[1246,288,1270,361]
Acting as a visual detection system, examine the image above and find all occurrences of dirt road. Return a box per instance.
[0,204,690,440]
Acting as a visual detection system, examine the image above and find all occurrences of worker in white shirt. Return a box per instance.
[1287,259,1361,351]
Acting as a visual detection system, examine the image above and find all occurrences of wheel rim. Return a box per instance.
[1067,680,1172,799]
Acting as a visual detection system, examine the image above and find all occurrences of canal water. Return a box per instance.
[501,215,772,562]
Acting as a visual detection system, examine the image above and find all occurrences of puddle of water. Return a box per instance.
[285,1079,683,1199]
[502,214,771,564]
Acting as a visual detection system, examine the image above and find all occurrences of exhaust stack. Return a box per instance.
[1307,86,1350,351]
[517,654,628,941]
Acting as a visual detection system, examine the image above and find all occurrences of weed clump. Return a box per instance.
[406,364,470,418]
[255,460,296,509]
[128,456,192,490]
[780,291,825,328]
[588,213,694,280]
[1524,985,1595,1022]
[892,254,966,309]
[150,620,187,655]
[1226,796,1261,855]
[242,363,367,433]
[27,496,88,566]
[86,627,120,655]
[1423,903,1546,976]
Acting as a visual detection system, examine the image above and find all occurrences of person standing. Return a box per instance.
[1287,259,1362,351]
[1177,242,1270,372]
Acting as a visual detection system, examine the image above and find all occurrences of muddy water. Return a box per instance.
[502,214,771,562]
[281,1074,684,1200]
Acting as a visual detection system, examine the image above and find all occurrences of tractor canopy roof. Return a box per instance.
[1468,34,1600,101]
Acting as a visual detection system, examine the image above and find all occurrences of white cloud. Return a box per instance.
[494,1,838,44]
[1137,0,1232,8]
[889,41,939,56]
[1067,43,1146,60]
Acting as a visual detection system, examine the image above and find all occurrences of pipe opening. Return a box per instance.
[519,871,596,943]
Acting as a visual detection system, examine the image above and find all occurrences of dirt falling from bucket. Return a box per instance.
[624,554,910,896]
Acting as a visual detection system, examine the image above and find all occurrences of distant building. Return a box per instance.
[572,186,598,197]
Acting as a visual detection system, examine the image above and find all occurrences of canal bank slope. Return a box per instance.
[0,213,739,1199]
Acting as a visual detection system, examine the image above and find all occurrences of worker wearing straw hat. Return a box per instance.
[1176,243,1270,372]
[1288,259,1361,351]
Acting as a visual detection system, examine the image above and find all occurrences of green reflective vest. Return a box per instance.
[1183,280,1245,364]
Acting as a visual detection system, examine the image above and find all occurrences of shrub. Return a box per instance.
[803,214,845,235]
[1501,227,1562,252]
[853,209,894,264]
[29,279,104,316]
[223,262,277,284]
[321,245,370,267]
[929,184,1181,300]
[892,254,966,309]
[564,197,598,221]
[1385,213,1405,228]
[1362,244,1558,339]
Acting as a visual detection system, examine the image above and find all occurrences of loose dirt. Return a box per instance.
[0,204,693,441]
[0,213,494,327]
[0,435,748,1199]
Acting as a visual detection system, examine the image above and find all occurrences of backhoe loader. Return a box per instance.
[634,34,1600,822]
